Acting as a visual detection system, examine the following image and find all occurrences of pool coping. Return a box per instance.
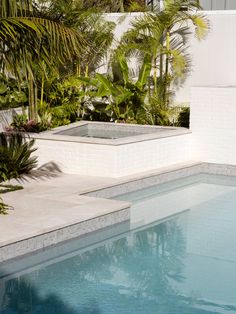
[0,161,236,263]
[0,207,130,263]
[82,162,236,197]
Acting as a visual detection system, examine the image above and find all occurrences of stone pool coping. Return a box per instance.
[31,121,191,146]
[0,161,236,263]
[82,162,236,197]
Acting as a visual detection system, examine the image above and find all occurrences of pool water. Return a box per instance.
[63,128,147,139]
[55,123,172,139]
[1,175,236,314]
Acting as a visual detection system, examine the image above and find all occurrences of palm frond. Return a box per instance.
[0,16,85,79]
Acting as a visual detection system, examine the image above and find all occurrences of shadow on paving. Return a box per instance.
[2,161,62,187]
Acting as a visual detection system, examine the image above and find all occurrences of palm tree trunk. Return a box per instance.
[163,30,170,107]
[40,75,44,108]
[159,35,164,100]
[34,82,38,121]
[153,56,158,96]
[28,72,38,122]
[120,0,125,12]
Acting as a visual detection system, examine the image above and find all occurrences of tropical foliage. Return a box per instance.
[0,132,38,182]
[0,74,27,110]
[34,1,115,76]
[115,0,208,123]
[82,0,146,12]
[77,51,151,122]
[6,1,116,129]
[0,0,85,121]
[0,0,208,128]
[0,132,37,214]
[69,0,208,125]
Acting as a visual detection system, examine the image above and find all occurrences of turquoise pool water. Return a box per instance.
[1,175,236,314]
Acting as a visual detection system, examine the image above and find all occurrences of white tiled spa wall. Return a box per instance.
[115,134,192,177]
[34,139,117,177]
[34,133,191,177]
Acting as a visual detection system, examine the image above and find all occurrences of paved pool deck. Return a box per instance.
[1,161,236,262]
[0,172,131,262]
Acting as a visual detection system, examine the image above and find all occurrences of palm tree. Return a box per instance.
[0,0,85,121]
[119,0,208,109]
[31,0,115,117]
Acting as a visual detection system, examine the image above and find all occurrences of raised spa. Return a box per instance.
[33,121,191,177]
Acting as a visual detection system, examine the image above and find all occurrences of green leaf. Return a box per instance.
[136,54,152,90]
[95,73,116,94]
[0,84,8,95]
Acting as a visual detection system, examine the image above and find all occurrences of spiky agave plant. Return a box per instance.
[0,132,38,182]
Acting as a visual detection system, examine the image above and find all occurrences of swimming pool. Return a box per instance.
[1,174,236,313]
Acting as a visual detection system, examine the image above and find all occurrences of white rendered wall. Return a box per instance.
[35,133,191,177]
[190,86,236,165]
[184,10,236,102]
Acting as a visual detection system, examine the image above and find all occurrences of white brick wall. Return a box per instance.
[35,133,191,177]
[190,86,236,165]
[115,134,192,177]
[35,139,117,177]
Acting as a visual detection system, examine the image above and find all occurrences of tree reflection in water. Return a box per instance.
[0,213,226,313]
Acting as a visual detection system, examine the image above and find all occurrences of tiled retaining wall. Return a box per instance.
[35,132,192,177]
[190,86,236,166]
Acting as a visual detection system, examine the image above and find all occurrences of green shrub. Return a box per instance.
[0,132,38,182]
[10,114,50,133]
[177,107,190,128]
[50,103,79,128]
[0,74,27,110]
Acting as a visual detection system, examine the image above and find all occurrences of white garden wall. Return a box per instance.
[190,86,236,165]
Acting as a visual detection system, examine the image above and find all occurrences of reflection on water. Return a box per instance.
[1,182,236,313]
[0,215,186,313]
